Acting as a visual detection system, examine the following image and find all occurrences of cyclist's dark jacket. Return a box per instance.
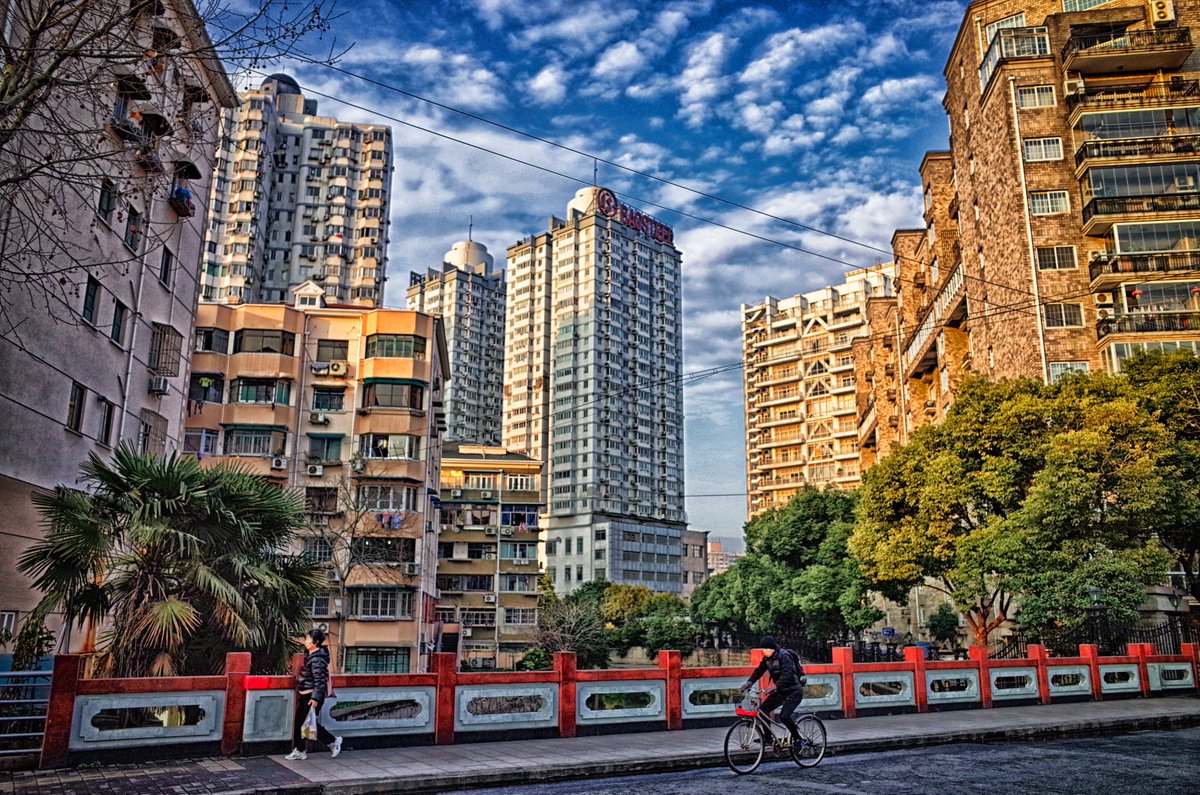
[743,649,803,692]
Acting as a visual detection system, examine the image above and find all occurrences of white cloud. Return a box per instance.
[527,64,569,105]
[593,41,647,81]
[677,32,734,127]
[860,75,942,116]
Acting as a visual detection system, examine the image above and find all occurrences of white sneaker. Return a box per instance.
[330,737,343,758]
[284,748,307,761]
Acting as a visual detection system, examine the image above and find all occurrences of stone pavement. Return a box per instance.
[2,697,1198,795]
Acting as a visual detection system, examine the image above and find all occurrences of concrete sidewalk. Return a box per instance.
[4,697,1199,795]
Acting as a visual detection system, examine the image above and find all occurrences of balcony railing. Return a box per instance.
[1082,193,1200,225]
[1063,27,1192,61]
[1075,134,1200,167]
[1067,79,1200,113]
[1089,250,1200,282]
[1097,311,1200,339]
[979,27,1049,91]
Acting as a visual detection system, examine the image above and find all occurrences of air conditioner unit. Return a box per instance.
[450,489,463,497]
[462,628,473,637]
[313,622,329,632]
[484,552,496,560]
[306,464,324,477]
[403,562,420,576]
[326,570,342,583]
[148,375,170,395]
[484,527,497,536]
[501,528,514,536]
[483,594,496,603]
[481,491,493,498]
[1063,77,1085,96]
[1094,293,1113,305]
[1152,0,1177,25]
[270,456,287,470]
[309,412,329,425]
[1177,176,1198,192]
[328,360,348,376]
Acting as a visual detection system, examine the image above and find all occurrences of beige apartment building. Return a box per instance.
[681,529,710,599]
[741,266,894,518]
[201,74,391,307]
[435,443,545,669]
[184,298,448,673]
[0,1,236,638]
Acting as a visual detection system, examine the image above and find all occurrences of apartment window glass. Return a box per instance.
[110,301,127,343]
[305,592,332,618]
[306,487,338,513]
[1029,191,1070,215]
[1080,108,1200,141]
[1124,280,1200,312]
[1113,220,1200,253]
[194,327,230,353]
[984,13,1025,44]
[1035,246,1077,270]
[364,334,426,359]
[66,382,86,432]
[148,323,183,376]
[97,399,115,445]
[1017,85,1055,108]
[1049,362,1090,382]
[233,378,289,404]
[362,381,424,410]
[1063,0,1110,11]
[360,433,421,460]
[1087,163,1200,200]
[138,410,167,455]
[501,504,538,528]
[352,537,414,564]
[315,339,348,362]
[184,428,219,456]
[307,434,342,461]
[500,542,537,560]
[356,485,418,511]
[81,277,100,324]
[1043,303,1085,328]
[157,247,174,284]
[233,329,295,355]
[1023,137,1063,162]
[312,388,344,411]
[504,608,537,625]
[353,589,413,619]
[302,538,333,563]
[343,647,410,674]
[223,428,285,456]
[188,374,224,402]
[96,179,117,223]
[124,208,142,251]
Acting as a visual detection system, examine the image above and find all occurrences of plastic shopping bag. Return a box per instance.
[301,705,318,740]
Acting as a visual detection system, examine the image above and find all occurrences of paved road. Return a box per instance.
[442,727,1200,795]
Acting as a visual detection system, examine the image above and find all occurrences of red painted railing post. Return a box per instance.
[658,650,683,730]
[432,652,457,745]
[1183,642,1200,669]
[903,646,928,713]
[40,654,82,769]
[831,646,856,719]
[1080,644,1103,701]
[1128,642,1154,698]
[968,646,992,708]
[221,652,252,756]
[1028,645,1051,705]
[554,651,577,738]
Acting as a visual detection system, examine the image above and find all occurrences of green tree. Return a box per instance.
[640,593,699,656]
[19,448,322,676]
[926,603,961,649]
[850,376,1173,647]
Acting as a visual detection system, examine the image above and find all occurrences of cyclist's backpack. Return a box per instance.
[783,648,806,681]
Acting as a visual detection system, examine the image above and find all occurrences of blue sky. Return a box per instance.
[270,0,967,537]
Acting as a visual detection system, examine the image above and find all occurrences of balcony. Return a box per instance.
[1089,250,1200,286]
[168,188,195,217]
[1097,311,1200,339]
[1075,134,1200,169]
[1081,193,1200,235]
[979,27,1050,92]
[1062,27,1192,75]
[1066,79,1200,123]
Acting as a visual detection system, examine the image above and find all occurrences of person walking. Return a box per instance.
[285,628,343,760]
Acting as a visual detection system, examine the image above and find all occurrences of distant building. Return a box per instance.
[707,541,745,577]
[681,529,710,599]
[201,74,392,307]
[407,241,506,445]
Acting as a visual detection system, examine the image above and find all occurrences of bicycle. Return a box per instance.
[723,687,827,774]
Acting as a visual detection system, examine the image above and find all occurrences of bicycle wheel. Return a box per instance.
[790,714,827,768]
[724,719,765,774]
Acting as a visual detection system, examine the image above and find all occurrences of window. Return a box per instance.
[158,247,174,284]
[233,329,295,355]
[501,504,538,528]
[364,334,426,359]
[1049,362,1090,382]
[184,428,218,456]
[500,542,537,560]
[124,208,142,251]
[362,381,424,410]
[223,428,285,456]
[1016,85,1055,108]
[306,487,338,513]
[460,609,496,626]
[435,607,457,623]
[305,592,332,618]
[148,323,184,376]
[984,13,1025,44]
[1063,0,1110,11]
[360,433,421,460]
[575,537,583,555]
[1029,191,1069,216]
[315,339,348,362]
[356,484,419,511]
[343,647,410,674]
[194,328,229,353]
[109,301,127,344]
[233,378,289,404]
[312,388,344,411]
[97,179,118,223]
[303,538,333,563]
[188,374,223,402]
[81,277,100,324]
[353,589,413,619]
[67,381,86,432]
[1043,303,1084,328]
[1035,246,1077,270]
[138,409,167,455]
[506,474,536,492]
[1023,137,1063,162]
[0,611,15,636]
[307,434,342,461]
[97,398,115,445]
[353,536,415,564]
[500,574,537,592]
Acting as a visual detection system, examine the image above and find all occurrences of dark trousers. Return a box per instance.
[292,695,335,750]
[761,687,804,738]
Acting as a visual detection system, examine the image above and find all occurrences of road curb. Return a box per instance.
[320,710,1200,794]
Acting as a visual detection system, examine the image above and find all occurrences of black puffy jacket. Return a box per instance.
[296,646,330,702]
[743,648,804,692]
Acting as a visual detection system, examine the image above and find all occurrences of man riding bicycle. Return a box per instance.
[739,636,805,745]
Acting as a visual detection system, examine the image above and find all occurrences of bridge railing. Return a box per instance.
[38,642,1200,769]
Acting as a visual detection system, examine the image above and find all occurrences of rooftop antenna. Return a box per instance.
[468,215,473,242]
[593,158,598,187]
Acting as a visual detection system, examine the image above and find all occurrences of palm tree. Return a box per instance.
[19,446,322,676]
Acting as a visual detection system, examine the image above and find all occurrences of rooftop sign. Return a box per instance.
[596,188,673,246]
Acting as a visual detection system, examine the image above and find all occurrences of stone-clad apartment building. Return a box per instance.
[858,0,1200,462]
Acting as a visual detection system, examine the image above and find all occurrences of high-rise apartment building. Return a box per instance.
[859,0,1200,457]
[0,1,236,633]
[741,266,894,518]
[184,300,448,673]
[407,240,506,445]
[435,443,545,669]
[201,74,391,307]
[505,187,687,595]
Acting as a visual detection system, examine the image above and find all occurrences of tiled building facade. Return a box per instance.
[184,302,448,673]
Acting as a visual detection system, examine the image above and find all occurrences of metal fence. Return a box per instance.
[0,669,52,762]
[992,616,1200,659]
